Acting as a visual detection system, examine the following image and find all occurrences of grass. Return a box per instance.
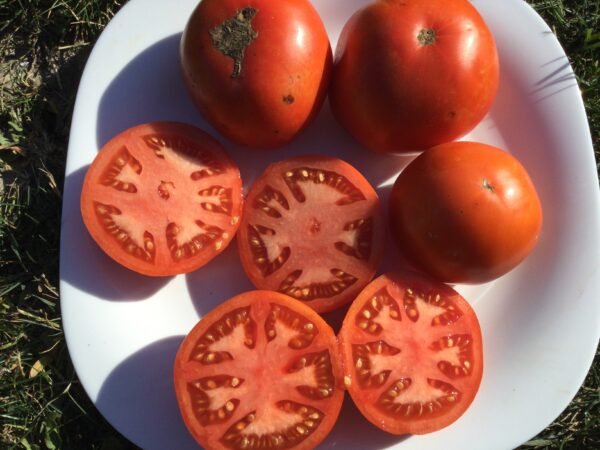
[0,0,598,449]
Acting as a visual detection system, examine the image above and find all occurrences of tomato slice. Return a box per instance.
[80,122,243,276]
[338,273,483,435]
[237,156,384,313]
[174,290,344,450]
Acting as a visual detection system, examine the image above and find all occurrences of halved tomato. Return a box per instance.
[174,290,344,450]
[237,156,385,313]
[80,122,243,276]
[338,273,483,435]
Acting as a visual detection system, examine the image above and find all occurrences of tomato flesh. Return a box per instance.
[339,273,483,435]
[237,156,385,313]
[80,122,243,276]
[174,291,344,450]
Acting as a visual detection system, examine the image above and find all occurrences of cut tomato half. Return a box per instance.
[80,122,243,276]
[174,290,344,450]
[237,156,384,313]
[338,273,483,435]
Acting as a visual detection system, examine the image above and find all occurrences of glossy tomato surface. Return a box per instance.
[181,0,332,149]
[339,273,483,435]
[389,141,543,283]
[329,0,499,153]
[80,122,243,276]
[174,290,344,450]
[237,156,385,313]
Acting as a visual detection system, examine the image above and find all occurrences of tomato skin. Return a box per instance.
[237,156,385,313]
[181,0,332,149]
[329,0,499,153]
[174,290,344,450]
[338,272,483,435]
[80,122,243,277]
[389,141,543,283]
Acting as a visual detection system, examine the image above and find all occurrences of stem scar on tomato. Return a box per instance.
[209,7,258,78]
[417,28,437,46]
[482,178,496,192]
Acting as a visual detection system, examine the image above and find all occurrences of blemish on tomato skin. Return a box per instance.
[283,94,295,104]
[209,7,259,78]
[482,178,496,192]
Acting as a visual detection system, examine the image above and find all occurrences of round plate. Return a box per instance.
[60,0,600,449]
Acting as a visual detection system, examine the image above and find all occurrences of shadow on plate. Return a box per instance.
[94,30,413,191]
[95,337,408,450]
[91,27,417,309]
[60,166,171,300]
[185,237,254,317]
[319,396,409,450]
[96,32,204,148]
[96,336,197,450]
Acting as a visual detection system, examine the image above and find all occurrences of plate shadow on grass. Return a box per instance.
[96,336,198,450]
[61,166,171,300]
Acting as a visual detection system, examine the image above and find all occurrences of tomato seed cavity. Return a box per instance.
[352,341,401,389]
[377,378,461,419]
[221,401,324,449]
[94,202,155,262]
[265,303,318,349]
[101,147,141,193]
[355,287,401,334]
[191,307,256,363]
[282,167,366,205]
[278,269,358,302]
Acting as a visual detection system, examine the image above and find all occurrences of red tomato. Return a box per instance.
[389,141,543,283]
[329,0,499,153]
[339,273,483,435]
[80,122,243,276]
[174,290,345,450]
[237,156,385,313]
[181,0,332,149]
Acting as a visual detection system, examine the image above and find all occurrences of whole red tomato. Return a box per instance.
[329,0,499,153]
[389,142,543,283]
[181,0,332,149]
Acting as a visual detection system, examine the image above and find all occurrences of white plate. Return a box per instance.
[60,0,600,449]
